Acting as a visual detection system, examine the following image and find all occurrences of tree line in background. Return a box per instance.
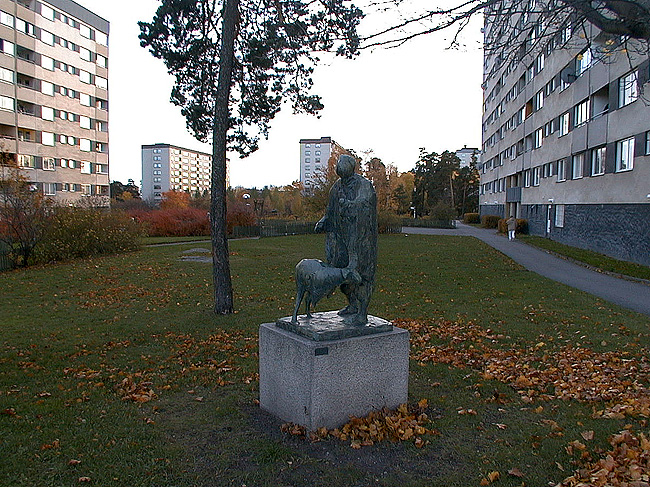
[111,146,479,225]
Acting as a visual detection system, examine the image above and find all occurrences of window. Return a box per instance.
[60,159,68,168]
[532,166,540,186]
[153,163,162,168]
[524,169,531,187]
[79,70,91,84]
[619,71,638,107]
[41,131,54,146]
[58,134,67,144]
[153,177,161,183]
[80,138,91,152]
[80,93,91,106]
[80,161,91,174]
[42,157,55,170]
[43,182,56,196]
[1,39,14,56]
[96,54,107,68]
[0,11,14,27]
[95,76,107,90]
[555,205,565,227]
[68,160,76,169]
[80,115,91,129]
[41,55,54,71]
[95,164,107,174]
[41,106,54,121]
[0,66,12,83]
[535,90,544,110]
[572,153,584,179]
[96,31,108,46]
[80,25,92,39]
[305,151,310,156]
[41,80,54,96]
[576,49,592,75]
[591,146,606,176]
[646,132,650,155]
[315,150,321,156]
[41,30,54,46]
[557,158,566,182]
[40,4,54,21]
[17,154,34,167]
[81,184,92,196]
[559,112,570,136]
[616,137,635,172]
[16,19,35,36]
[79,47,91,62]
[534,128,543,148]
[574,99,589,126]
[153,170,162,175]
[0,95,13,111]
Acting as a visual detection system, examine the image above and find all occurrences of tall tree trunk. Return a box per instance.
[210,0,239,314]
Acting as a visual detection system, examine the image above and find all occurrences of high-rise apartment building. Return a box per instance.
[455,146,480,168]
[480,3,650,265]
[1,0,109,204]
[141,143,225,203]
[299,136,345,188]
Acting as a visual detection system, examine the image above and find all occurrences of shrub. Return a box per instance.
[498,218,529,235]
[463,212,480,224]
[429,202,456,221]
[377,211,401,234]
[130,207,209,237]
[33,208,143,263]
[226,203,256,234]
[481,214,501,229]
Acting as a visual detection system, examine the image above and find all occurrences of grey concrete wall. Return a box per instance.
[522,203,650,266]
[479,204,505,218]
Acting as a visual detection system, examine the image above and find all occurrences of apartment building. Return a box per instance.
[456,146,480,168]
[479,4,650,266]
[141,143,225,203]
[0,0,109,204]
[299,136,345,188]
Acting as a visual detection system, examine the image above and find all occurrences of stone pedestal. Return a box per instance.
[259,316,409,431]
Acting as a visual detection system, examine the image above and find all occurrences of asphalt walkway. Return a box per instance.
[403,223,650,318]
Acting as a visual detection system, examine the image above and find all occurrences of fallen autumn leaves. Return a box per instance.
[281,399,438,449]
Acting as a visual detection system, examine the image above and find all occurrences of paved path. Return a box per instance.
[403,223,650,318]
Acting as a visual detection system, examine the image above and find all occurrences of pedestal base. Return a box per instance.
[259,320,409,431]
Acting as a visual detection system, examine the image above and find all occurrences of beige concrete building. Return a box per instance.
[0,0,109,204]
[298,136,345,189]
[480,2,650,265]
[141,143,224,203]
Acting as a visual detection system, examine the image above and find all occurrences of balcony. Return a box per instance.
[506,186,522,203]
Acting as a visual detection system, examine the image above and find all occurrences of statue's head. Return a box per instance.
[336,155,356,179]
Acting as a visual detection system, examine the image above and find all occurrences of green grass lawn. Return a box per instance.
[1,234,649,486]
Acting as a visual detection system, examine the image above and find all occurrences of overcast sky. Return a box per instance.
[77,0,484,188]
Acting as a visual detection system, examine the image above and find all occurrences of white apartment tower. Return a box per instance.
[299,136,344,188]
[141,143,227,203]
[1,0,109,204]
[480,1,650,265]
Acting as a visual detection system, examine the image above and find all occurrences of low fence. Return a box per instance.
[401,218,456,229]
[229,220,318,239]
[0,242,13,272]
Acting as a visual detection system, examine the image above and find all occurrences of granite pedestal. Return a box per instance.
[259,314,409,431]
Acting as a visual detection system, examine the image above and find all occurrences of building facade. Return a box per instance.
[141,143,224,203]
[480,5,650,266]
[0,0,109,204]
[299,136,345,188]
[456,146,480,168]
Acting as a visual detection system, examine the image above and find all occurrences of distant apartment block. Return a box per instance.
[455,146,480,168]
[0,0,109,204]
[141,143,227,203]
[299,136,345,188]
[480,2,650,265]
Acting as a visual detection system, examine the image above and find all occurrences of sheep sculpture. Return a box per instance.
[292,258,361,323]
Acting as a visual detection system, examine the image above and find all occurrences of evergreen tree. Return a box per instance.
[139,1,363,313]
